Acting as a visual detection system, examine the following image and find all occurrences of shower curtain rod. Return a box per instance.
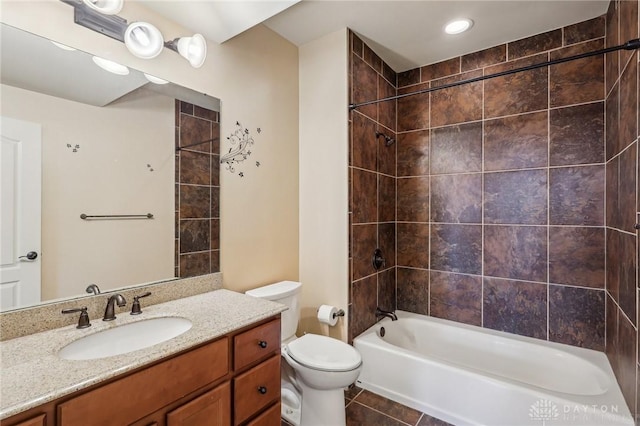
[348,38,640,111]
[175,137,217,152]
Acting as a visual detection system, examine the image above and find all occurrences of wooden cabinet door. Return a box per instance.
[58,338,228,426]
[167,382,231,426]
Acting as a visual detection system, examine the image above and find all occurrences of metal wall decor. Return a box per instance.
[221,121,262,177]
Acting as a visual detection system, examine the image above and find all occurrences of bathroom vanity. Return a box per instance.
[0,290,286,426]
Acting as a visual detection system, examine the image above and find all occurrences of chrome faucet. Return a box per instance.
[376,307,398,321]
[103,294,126,321]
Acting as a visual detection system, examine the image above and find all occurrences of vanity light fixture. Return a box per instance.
[92,56,130,75]
[164,34,207,69]
[82,0,123,15]
[124,22,164,59]
[61,0,208,68]
[444,18,474,35]
[144,73,169,84]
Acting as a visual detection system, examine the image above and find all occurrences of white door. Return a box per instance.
[0,116,42,310]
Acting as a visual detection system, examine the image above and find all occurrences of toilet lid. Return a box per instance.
[285,334,362,372]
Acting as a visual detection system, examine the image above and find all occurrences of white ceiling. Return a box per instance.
[140,0,609,73]
[141,0,301,43]
[265,1,609,71]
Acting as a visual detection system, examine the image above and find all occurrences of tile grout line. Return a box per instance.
[349,401,414,426]
[547,56,551,342]
[481,64,485,329]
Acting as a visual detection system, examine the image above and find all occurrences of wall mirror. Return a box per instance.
[0,23,221,312]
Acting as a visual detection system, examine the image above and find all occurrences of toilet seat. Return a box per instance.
[284,334,362,372]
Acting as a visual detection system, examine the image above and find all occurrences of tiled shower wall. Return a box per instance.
[350,5,639,419]
[604,0,639,419]
[174,100,221,278]
[392,18,610,344]
[348,33,398,342]
[350,17,609,343]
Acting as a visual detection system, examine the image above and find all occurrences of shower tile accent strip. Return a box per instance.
[349,3,638,419]
[175,100,221,278]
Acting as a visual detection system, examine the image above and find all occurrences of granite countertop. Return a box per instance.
[0,289,286,420]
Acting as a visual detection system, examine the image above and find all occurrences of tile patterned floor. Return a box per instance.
[281,386,452,426]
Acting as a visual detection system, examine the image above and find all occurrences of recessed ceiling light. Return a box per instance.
[92,56,130,75]
[444,19,474,35]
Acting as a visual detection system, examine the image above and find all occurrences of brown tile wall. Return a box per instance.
[350,9,638,418]
[352,17,609,346]
[349,31,398,342]
[604,0,639,421]
[350,23,609,337]
[175,100,220,278]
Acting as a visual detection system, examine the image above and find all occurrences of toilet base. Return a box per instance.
[298,380,346,426]
[281,384,301,425]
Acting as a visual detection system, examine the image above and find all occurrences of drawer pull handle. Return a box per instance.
[258,386,267,394]
[258,340,268,348]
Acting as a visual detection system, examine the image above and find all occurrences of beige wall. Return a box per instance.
[298,29,349,341]
[0,0,299,292]
[1,85,175,300]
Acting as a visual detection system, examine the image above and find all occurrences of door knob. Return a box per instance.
[18,251,38,261]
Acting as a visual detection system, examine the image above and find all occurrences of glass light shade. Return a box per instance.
[82,0,123,15]
[92,56,130,75]
[51,41,76,51]
[444,19,474,35]
[124,22,164,59]
[176,34,207,68]
[144,73,169,85]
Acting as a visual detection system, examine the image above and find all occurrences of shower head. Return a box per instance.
[375,131,395,146]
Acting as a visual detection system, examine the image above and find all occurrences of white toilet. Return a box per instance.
[246,281,362,426]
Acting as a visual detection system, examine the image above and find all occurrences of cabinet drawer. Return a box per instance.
[3,415,46,426]
[167,382,231,426]
[58,337,229,426]
[233,355,280,425]
[234,320,280,370]
[245,403,280,426]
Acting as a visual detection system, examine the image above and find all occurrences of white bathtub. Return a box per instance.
[353,311,634,426]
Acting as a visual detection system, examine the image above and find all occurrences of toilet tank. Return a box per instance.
[245,281,301,342]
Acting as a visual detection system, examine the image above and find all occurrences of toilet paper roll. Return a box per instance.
[317,304,339,326]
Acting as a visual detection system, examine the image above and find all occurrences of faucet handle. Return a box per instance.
[130,292,152,315]
[62,306,91,329]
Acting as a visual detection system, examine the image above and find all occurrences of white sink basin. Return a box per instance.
[58,317,192,360]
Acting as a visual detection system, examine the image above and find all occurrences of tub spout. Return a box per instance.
[376,307,397,321]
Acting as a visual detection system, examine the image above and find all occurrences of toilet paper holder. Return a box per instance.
[332,309,345,319]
